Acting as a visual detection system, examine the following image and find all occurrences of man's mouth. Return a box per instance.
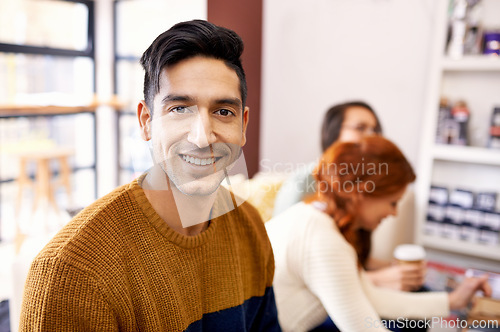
[181,154,222,166]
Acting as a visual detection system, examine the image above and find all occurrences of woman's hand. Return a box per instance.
[366,262,427,292]
[448,275,492,311]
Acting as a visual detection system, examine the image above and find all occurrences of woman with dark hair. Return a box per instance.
[319,101,382,151]
[273,101,382,218]
[266,136,490,332]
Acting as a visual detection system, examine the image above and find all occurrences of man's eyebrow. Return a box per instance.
[161,95,242,109]
[161,95,195,105]
[215,98,242,109]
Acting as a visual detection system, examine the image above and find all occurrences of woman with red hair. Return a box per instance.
[266,136,490,332]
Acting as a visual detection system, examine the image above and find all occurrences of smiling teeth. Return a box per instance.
[182,155,217,166]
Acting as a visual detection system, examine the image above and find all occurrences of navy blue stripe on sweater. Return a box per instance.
[185,286,281,331]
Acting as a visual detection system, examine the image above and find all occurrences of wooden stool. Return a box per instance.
[15,147,74,216]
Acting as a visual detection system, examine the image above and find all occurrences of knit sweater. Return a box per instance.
[20,177,280,331]
[266,202,449,332]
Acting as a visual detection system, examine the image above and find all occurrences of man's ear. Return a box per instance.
[138,100,152,141]
[241,106,249,146]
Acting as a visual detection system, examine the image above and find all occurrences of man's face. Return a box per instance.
[138,56,249,196]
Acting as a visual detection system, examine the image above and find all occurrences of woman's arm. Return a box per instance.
[360,270,449,319]
[365,261,427,291]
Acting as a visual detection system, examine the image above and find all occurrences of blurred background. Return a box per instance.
[1,0,499,331]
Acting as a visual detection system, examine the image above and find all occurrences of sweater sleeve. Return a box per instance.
[360,271,450,319]
[20,257,119,332]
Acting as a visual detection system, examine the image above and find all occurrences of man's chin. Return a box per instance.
[170,172,226,197]
[175,183,219,197]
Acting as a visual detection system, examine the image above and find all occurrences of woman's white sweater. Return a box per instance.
[265,202,449,332]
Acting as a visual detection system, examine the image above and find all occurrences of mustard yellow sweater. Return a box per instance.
[20,178,279,331]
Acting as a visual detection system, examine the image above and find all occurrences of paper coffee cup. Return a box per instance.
[393,244,426,264]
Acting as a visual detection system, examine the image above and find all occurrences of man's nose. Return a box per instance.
[187,113,216,148]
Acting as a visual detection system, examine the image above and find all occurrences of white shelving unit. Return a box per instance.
[421,235,500,261]
[441,56,500,71]
[415,0,500,264]
[432,145,500,165]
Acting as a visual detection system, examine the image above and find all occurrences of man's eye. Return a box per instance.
[171,106,192,114]
[215,109,235,117]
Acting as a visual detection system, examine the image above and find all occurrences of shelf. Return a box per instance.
[416,0,500,265]
[432,145,500,166]
[0,97,125,117]
[421,234,500,261]
[0,105,97,117]
[442,56,500,71]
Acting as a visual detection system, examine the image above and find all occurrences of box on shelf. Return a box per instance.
[426,185,449,235]
[475,192,497,212]
[462,208,483,242]
[436,97,471,146]
[483,31,500,56]
[443,189,474,239]
[479,212,500,246]
[426,185,500,247]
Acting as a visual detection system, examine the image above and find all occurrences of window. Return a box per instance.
[114,0,206,184]
[0,0,96,241]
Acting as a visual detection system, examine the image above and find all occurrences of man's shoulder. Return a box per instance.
[223,190,265,229]
[236,199,263,222]
[78,180,139,219]
[34,180,141,262]
[212,186,261,220]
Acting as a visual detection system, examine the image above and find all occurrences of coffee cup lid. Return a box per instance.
[393,244,426,261]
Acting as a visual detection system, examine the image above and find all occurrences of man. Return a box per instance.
[20,20,280,331]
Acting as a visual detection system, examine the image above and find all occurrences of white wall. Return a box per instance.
[261,0,437,171]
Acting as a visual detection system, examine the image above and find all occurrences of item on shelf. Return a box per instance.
[483,30,500,56]
[447,0,468,58]
[436,98,471,146]
[426,185,449,235]
[443,189,474,239]
[462,208,482,242]
[479,211,500,246]
[451,100,470,146]
[463,0,483,55]
[436,97,452,144]
[443,117,460,145]
[463,192,496,243]
[475,192,497,211]
[489,107,500,149]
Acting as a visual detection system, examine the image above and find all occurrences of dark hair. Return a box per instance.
[320,101,383,151]
[312,136,416,267]
[140,20,247,112]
